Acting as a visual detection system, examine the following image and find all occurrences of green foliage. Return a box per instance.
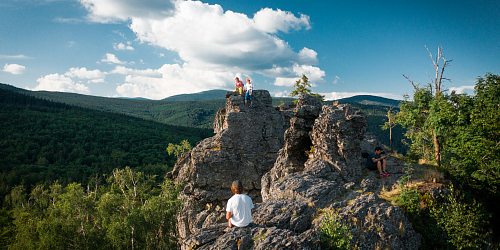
[320,210,353,250]
[288,74,325,103]
[4,168,183,250]
[397,88,441,163]
[395,73,500,246]
[167,140,192,159]
[429,185,491,249]
[310,93,325,103]
[290,74,312,98]
[395,163,420,215]
[443,73,500,194]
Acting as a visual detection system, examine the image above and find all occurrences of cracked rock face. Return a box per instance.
[322,194,422,250]
[171,93,422,250]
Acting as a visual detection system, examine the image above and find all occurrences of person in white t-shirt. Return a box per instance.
[244,78,253,107]
[225,180,254,231]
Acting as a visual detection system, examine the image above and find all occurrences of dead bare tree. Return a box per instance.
[402,45,452,166]
[382,105,397,152]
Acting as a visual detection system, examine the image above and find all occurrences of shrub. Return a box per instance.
[395,163,420,215]
[320,210,352,250]
[429,185,491,249]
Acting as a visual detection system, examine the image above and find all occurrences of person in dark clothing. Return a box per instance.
[366,146,389,177]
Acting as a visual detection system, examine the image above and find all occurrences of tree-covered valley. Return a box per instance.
[0,88,216,248]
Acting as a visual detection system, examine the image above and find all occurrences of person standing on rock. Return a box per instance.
[366,146,389,177]
[244,78,253,107]
[225,180,254,231]
[234,77,244,96]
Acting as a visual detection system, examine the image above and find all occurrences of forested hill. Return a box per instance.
[0,88,214,206]
[336,95,402,107]
[0,83,226,129]
[161,89,228,101]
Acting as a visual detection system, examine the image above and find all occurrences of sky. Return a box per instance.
[1,0,499,100]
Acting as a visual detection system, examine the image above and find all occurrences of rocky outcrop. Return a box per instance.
[167,90,293,239]
[168,92,422,249]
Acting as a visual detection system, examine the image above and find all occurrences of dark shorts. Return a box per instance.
[366,162,378,170]
[366,158,385,170]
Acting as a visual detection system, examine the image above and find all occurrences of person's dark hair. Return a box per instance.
[375,146,383,151]
[231,180,244,194]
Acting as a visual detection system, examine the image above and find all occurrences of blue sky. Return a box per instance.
[1,0,499,100]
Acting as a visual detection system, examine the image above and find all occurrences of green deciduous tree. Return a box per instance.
[166,140,192,159]
[5,168,183,250]
[444,73,500,194]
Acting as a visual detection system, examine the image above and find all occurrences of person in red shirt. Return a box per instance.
[234,77,244,96]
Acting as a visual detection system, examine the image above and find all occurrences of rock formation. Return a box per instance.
[167,90,293,239]
[168,91,422,249]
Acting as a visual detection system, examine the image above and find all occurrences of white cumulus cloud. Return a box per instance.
[271,63,325,87]
[449,85,475,94]
[109,65,161,77]
[80,0,323,82]
[2,63,26,74]
[34,73,91,94]
[100,53,127,64]
[114,63,233,99]
[79,0,175,23]
[332,76,343,84]
[65,67,106,79]
[253,8,310,33]
[65,67,107,83]
[113,42,134,50]
[272,90,289,98]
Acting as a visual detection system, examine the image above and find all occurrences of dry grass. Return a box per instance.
[423,168,444,183]
[379,181,423,206]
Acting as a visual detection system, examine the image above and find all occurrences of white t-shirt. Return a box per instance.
[245,83,253,94]
[226,194,254,227]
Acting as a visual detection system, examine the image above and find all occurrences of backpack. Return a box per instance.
[361,152,369,158]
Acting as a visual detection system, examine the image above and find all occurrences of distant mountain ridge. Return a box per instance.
[0,83,402,106]
[161,89,229,101]
[335,95,402,107]
[0,83,408,154]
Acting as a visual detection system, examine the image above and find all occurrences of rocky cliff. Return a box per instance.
[167,91,421,249]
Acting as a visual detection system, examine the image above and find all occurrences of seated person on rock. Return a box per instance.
[234,77,244,96]
[226,180,253,231]
[366,146,389,177]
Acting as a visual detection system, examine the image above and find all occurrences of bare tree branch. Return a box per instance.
[403,74,418,89]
